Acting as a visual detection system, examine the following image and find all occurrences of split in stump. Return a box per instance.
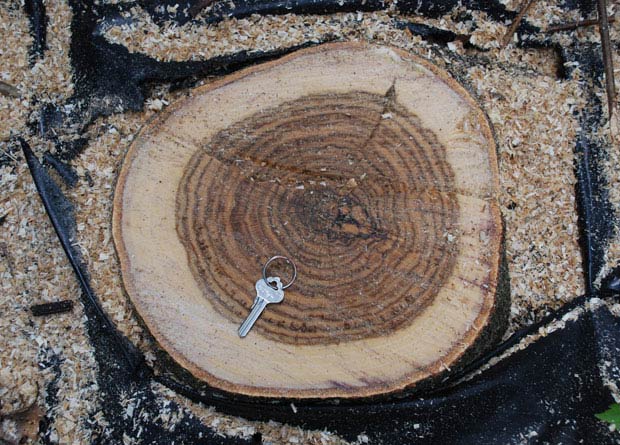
[113,42,508,399]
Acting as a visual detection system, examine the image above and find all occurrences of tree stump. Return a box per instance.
[113,42,508,399]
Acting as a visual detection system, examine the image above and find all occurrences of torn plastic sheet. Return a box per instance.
[17,0,620,443]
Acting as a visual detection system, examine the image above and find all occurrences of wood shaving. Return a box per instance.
[0,3,31,141]
[2,0,616,443]
[466,65,586,330]
[595,21,620,283]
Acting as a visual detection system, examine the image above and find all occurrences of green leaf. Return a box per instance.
[596,403,620,428]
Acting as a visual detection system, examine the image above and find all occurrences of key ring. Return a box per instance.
[262,255,297,290]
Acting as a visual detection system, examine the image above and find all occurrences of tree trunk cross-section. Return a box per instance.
[177,90,460,345]
[113,42,508,399]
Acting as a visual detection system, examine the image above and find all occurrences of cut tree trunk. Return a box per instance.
[113,42,508,399]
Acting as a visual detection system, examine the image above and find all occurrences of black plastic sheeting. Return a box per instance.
[133,0,519,26]
[16,0,620,443]
[35,0,333,160]
[24,0,47,61]
[564,42,619,296]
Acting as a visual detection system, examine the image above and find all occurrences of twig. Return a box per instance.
[545,16,616,33]
[597,0,616,118]
[30,300,74,316]
[0,81,20,98]
[501,0,536,49]
[1,147,19,162]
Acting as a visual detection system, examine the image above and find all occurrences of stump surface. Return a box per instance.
[113,42,506,398]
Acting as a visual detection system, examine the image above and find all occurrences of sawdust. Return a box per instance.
[100,2,588,332]
[467,66,586,328]
[0,0,617,443]
[595,39,620,285]
[0,3,32,142]
[0,154,100,444]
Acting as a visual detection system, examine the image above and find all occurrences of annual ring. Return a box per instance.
[175,91,460,345]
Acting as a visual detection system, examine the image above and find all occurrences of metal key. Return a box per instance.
[238,277,284,337]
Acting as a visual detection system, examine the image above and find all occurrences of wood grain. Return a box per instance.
[113,42,507,398]
[177,90,460,345]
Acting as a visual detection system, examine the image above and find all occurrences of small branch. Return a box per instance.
[0,81,20,98]
[31,300,74,316]
[597,0,616,118]
[545,16,616,33]
[1,147,19,163]
[501,0,536,49]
